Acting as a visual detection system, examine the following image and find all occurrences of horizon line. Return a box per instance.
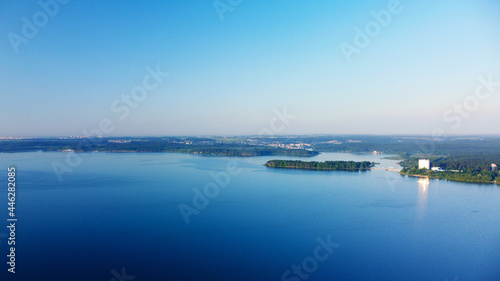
[2,134,500,138]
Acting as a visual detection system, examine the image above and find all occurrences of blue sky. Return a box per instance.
[1,0,499,136]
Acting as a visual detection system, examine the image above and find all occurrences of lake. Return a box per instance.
[0,152,499,280]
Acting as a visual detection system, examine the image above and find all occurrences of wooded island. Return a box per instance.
[264,160,375,171]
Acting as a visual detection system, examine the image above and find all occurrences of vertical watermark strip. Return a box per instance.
[6,166,17,274]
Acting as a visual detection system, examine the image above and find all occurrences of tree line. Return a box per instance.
[265,160,375,171]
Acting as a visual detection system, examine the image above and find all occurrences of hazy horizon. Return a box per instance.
[3,133,500,138]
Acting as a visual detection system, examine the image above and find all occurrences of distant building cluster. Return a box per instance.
[108,140,132,144]
[172,140,193,145]
[269,143,311,149]
[320,140,342,144]
[0,137,37,140]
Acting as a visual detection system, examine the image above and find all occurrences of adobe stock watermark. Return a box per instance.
[7,0,70,54]
[383,75,499,190]
[51,65,169,182]
[240,106,297,166]
[442,75,499,131]
[213,0,243,21]
[110,267,135,281]
[258,107,296,137]
[340,0,403,63]
[384,170,403,192]
[178,161,242,224]
[282,235,340,281]
[417,74,499,156]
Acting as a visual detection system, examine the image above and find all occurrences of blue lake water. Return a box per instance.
[0,152,499,281]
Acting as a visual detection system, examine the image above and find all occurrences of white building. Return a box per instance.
[418,159,430,170]
[492,163,498,171]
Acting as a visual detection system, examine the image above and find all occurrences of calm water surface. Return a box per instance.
[0,152,499,281]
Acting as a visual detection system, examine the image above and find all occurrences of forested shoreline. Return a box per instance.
[399,156,499,184]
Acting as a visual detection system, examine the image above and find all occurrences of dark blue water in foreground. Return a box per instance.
[0,152,499,281]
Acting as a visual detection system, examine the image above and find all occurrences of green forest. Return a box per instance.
[399,156,499,184]
[0,138,319,157]
[265,160,375,171]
